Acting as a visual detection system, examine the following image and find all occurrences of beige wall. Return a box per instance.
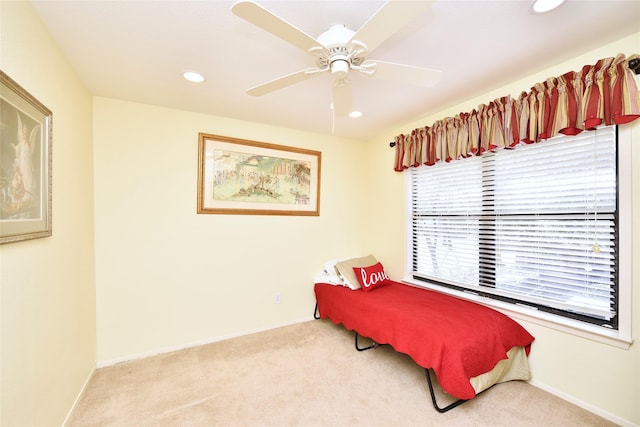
[0,2,96,426]
[365,33,640,425]
[92,98,369,363]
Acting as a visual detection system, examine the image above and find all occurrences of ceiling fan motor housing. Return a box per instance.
[317,24,355,48]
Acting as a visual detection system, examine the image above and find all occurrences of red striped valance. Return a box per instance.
[394,53,640,171]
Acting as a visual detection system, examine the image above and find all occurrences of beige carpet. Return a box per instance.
[67,320,616,427]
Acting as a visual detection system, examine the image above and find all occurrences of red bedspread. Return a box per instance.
[314,281,534,400]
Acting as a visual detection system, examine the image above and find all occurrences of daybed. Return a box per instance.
[313,256,535,412]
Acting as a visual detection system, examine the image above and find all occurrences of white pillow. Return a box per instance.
[323,259,340,275]
[313,259,347,286]
[314,271,345,286]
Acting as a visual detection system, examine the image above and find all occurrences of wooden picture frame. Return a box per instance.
[197,133,321,216]
[0,71,52,244]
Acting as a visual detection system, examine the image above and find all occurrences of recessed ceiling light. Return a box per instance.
[329,104,362,118]
[183,71,205,83]
[530,0,565,14]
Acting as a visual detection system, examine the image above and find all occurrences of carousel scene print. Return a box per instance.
[212,149,311,205]
[0,101,42,220]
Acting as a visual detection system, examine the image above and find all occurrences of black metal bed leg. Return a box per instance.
[425,369,468,413]
[313,303,320,319]
[354,332,378,351]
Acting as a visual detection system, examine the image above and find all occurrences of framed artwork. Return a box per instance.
[197,133,321,216]
[0,71,52,244]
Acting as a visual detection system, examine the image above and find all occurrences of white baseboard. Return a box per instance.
[62,366,96,427]
[96,316,314,368]
[528,379,638,427]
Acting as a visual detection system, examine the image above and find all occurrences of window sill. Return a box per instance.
[402,278,633,350]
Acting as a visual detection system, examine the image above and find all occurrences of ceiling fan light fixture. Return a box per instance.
[183,71,205,83]
[530,0,565,14]
[330,58,350,81]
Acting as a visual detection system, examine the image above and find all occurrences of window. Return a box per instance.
[409,126,625,331]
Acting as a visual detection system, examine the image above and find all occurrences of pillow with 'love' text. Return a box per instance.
[352,262,393,292]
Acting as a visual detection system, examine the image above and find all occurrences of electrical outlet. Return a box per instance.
[274,293,282,304]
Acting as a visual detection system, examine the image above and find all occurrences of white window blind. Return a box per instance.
[410,126,618,327]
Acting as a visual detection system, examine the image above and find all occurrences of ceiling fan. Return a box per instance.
[231,0,442,117]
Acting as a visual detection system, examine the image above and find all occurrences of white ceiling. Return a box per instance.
[31,0,640,141]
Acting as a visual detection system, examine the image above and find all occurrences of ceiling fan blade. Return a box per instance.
[232,0,322,53]
[363,60,442,87]
[332,84,353,116]
[247,68,325,96]
[349,0,433,54]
